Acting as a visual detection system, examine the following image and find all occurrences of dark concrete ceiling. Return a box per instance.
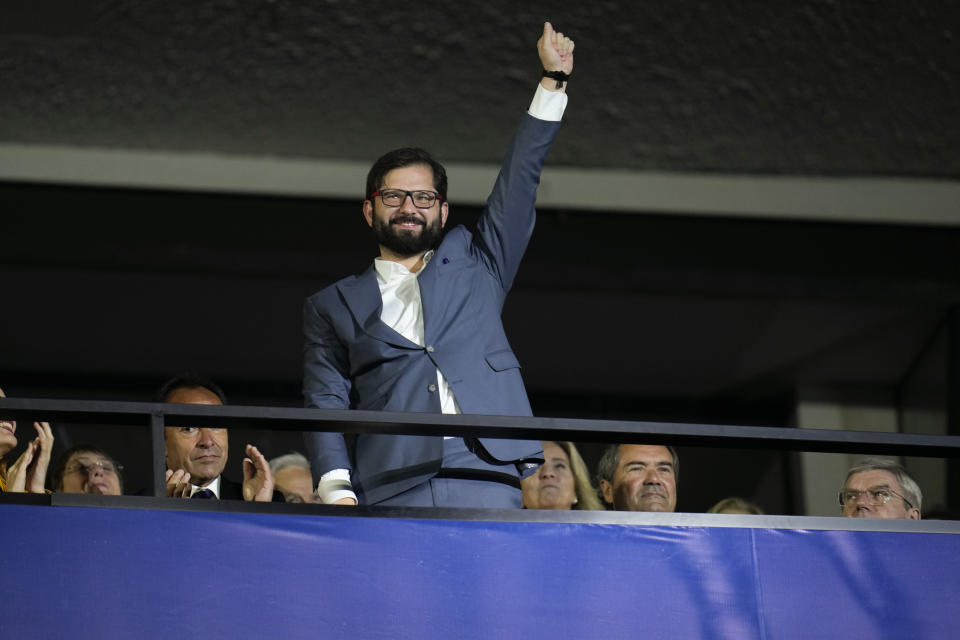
[1,0,958,176]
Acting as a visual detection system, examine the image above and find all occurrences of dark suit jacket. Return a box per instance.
[303,113,559,504]
[219,476,285,502]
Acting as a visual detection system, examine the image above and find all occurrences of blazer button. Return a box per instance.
[426,345,435,353]
[428,383,438,393]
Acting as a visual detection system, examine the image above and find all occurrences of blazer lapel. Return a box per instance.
[418,257,440,343]
[337,265,421,349]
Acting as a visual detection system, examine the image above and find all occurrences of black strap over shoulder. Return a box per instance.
[433,467,521,489]
[463,437,544,476]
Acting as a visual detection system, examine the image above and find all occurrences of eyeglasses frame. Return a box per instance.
[65,459,125,476]
[838,486,914,510]
[369,189,443,209]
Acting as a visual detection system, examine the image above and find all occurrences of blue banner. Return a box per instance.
[3,504,958,639]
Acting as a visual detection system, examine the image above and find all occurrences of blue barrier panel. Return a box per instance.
[3,504,958,639]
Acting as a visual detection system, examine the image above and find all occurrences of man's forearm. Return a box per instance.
[527,83,567,122]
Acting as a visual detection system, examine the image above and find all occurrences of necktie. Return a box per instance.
[191,488,215,499]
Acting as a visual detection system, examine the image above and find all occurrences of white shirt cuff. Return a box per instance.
[527,83,567,122]
[317,468,357,504]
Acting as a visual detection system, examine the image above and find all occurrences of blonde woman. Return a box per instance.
[522,441,603,510]
[708,497,764,515]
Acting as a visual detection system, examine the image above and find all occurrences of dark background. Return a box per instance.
[2,1,958,512]
[3,182,954,513]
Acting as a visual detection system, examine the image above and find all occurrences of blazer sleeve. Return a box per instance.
[471,114,561,294]
[302,295,353,475]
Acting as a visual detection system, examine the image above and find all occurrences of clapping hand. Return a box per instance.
[6,421,54,493]
[165,468,193,498]
[242,444,275,502]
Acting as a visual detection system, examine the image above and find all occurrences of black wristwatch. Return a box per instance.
[542,69,570,89]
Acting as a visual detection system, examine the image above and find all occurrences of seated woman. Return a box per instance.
[522,441,604,511]
[52,444,124,496]
[0,387,54,492]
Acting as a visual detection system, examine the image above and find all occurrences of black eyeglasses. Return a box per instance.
[838,487,913,509]
[369,189,442,208]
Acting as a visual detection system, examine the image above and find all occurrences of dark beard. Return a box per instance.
[372,213,444,258]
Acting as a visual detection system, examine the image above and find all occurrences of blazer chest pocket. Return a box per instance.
[485,349,521,372]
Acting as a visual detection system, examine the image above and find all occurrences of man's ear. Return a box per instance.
[363,200,375,228]
[908,507,922,520]
[440,200,449,228]
[599,479,613,505]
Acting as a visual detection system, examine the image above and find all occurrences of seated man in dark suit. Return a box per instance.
[157,374,281,501]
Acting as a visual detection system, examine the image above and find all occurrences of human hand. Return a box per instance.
[537,21,574,75]
[26,421,53,494]
[242,444,275,502]
[329,496,357,506]
[6,438,38,492]
[165,468,193,498]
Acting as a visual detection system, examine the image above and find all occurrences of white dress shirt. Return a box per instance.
[189,475,221,498]
[375,251,462,416]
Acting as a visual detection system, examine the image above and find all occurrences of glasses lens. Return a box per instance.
[412,191,436,207]
[380,190,402,206]
[842,490,874,506]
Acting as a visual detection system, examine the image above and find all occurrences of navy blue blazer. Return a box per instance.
[303,113,559,504]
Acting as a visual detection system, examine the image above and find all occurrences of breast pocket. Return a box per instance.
[485,349,521,372]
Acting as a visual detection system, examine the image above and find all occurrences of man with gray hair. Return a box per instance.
[596,444,679,512]
[839,457,922,520]
[269,452,320,504]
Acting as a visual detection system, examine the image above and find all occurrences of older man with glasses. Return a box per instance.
[838,457,922,520]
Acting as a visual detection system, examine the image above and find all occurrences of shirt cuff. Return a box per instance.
[317,468,357,504]
[527,83,568,122]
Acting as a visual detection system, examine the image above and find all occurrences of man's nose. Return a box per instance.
[399,193,420,212]
[642,469,661,484]
[853,492,872,507]
[196,428,216,447]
